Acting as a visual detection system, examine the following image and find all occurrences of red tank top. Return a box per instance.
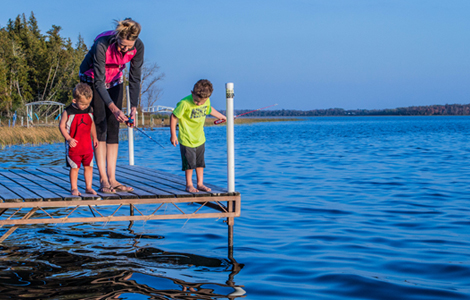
[65,104,94,155]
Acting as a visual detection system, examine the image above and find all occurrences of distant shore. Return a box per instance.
[0,117,300,147]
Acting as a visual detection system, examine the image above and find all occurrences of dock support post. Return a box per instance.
[226,82,235,193]
[225,82,235,255]
[127,86,135,165]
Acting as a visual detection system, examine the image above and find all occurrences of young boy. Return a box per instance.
[170,79,227,193]
[59,83,98,196]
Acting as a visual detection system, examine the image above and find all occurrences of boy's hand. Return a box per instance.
[214,115,228,125]
[67,138,78,147]
[170,135,178,147]
[93,139,98,148]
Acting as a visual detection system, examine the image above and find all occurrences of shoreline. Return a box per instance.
[0,117,301,147]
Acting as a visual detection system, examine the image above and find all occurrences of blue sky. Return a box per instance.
[1,0,469,110]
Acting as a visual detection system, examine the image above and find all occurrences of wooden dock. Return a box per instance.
[0,165,240,243]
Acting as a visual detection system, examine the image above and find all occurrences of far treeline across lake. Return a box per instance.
[236,103,470,117]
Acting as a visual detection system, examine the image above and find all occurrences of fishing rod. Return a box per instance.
[214,104,278,125]
[127,116,165,148]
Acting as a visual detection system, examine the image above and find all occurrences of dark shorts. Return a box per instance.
[67,152,93,169]
[81,82,123,144]
[180,143,205,171]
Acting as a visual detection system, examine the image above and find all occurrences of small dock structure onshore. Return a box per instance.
[0,165,241,243]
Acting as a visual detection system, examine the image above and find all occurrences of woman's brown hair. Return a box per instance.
[114,18,141,41]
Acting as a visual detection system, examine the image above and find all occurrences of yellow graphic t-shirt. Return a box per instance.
[172,94,212,147]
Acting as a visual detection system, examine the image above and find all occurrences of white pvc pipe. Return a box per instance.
[127,86,134,165]
[226,82,235,192]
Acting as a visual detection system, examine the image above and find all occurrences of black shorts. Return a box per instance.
[82,82,123,144]
[180,143,205,171]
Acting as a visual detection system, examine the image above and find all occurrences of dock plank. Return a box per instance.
[117,165,216,196]
[34,167,97,200]
[84,168,157,199]
[121,168,210,197]
[119,165,237,196]
[111,170,179,198]
[0,181,22,203]
[0,171,62,201]
[37,167,112,200]
[49,166,120,200]
[17,169,81,201]
[50,166,155,200]
[0,172,42,202]
[100,170,175,198]
[114,167,195,197]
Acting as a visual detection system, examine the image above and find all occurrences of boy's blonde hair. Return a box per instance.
[114,18,141,41]
[73,83,93,102]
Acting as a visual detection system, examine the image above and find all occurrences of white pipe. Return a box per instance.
[226,82,235,192]
[127,86,134,165]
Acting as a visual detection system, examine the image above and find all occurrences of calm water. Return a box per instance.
[0,116,469,299]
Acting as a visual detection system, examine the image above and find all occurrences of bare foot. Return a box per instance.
[197,185,211,192]
[71,189,81,196]
[186,186,199,193]
[85,188,97,195]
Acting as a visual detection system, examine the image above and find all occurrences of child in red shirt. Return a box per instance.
[59,83,98,196]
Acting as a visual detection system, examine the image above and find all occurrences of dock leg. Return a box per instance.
[227,200,234,258]
[128,204,135,232]
[0,207,37,244]
[0,208,7,217]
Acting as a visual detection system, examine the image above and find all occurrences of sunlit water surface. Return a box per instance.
[0,116,469,299]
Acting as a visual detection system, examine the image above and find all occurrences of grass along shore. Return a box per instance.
[0,117,300,146]
[0,126,63,148]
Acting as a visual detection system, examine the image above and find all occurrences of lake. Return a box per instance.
[0,116,469,299]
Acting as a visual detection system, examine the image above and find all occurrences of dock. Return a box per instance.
[0,165,241,243]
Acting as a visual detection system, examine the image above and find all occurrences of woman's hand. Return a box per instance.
[109,102,128,123]
[127,107,137,127]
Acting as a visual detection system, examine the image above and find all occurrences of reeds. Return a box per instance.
[0,126,63,147]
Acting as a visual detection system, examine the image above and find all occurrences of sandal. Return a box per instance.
[112,184,134,192]
[98,186,116,193]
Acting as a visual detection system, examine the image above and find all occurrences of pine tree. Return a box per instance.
[0,12,89,118]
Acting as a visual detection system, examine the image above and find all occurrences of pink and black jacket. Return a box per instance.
[79,31,144,107]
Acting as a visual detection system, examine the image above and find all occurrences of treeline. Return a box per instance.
[235,104,470,117]
[0,12,87,118]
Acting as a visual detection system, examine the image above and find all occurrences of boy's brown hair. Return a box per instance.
[192,79,213,99]
[73,83,93,102]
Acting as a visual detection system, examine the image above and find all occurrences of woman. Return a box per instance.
[79,18,144,193]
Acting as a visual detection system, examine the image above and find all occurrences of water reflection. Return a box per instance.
[0,241,245,299]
